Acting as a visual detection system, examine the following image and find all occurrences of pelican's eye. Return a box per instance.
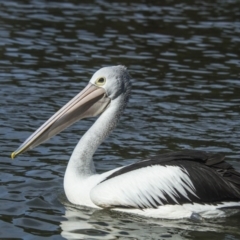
[95,77,106,86]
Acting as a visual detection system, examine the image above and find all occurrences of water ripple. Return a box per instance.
[1,0,240,239]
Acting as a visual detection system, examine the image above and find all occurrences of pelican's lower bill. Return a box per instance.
[12,66,240,219]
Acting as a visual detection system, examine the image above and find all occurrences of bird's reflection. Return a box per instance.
[60,198,240,240]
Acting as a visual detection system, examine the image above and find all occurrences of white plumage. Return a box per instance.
[90,165,197,208]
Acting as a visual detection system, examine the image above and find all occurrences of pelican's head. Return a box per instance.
[11,65,131,159]
[90,65,131,100]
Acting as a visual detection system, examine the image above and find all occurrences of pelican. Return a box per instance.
[12,66,240,219]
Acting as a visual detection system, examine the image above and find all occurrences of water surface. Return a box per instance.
[1,0,240,239]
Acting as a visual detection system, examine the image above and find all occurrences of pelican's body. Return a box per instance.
[12,66,240,219]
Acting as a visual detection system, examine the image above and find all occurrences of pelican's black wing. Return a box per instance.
[95,150,240,208]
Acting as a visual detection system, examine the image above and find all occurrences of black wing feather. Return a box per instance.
[102,150,240,205]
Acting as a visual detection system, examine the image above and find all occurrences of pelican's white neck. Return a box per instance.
[64,95,126,181]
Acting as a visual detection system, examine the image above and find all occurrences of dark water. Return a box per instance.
[1,0,240,239]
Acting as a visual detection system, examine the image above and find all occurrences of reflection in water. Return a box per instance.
[61,201,240,240]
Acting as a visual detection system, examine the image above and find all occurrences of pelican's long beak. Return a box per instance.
[11,83,110,159]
